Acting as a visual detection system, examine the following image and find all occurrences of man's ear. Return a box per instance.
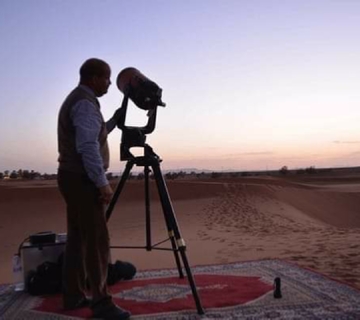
[90,76,101,93]
[90,75,98,86]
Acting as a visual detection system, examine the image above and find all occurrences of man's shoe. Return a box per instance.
[63,297,91,310]
[92,303,131,320]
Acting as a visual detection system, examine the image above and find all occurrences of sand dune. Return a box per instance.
[0,175,359,291]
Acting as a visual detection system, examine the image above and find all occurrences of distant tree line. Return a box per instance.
[279,165,319,175]
[0,169,58,180]
[0,165,337,181]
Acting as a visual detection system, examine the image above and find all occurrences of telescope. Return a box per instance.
[116,67,166,160]
[108,68,204,315]
[117,67,165,111]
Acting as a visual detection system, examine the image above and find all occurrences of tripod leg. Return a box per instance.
[151,164,183,278]
[144,165,152,251]
[106,160,134,222]
[151,162,205,315]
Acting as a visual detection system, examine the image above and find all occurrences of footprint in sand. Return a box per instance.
[346,253,358,257]
[349,244,359,249]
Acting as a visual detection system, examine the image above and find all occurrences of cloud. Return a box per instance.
[226,151,274,157]
[333,140,360,144]
[348,151,360,156]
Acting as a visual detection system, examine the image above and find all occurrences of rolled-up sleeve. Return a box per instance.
[70,100,108,187]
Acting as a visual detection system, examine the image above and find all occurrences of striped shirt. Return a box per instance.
[70,85,116,188]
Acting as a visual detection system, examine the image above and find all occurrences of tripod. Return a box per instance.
[105,143,205,315]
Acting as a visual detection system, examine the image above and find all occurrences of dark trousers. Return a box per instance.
[57,169,111,306]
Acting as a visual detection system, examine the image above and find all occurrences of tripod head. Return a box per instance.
[116,67,166,161]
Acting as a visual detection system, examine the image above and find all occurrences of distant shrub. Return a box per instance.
[211,172,222,179]
[305,166,317,174]
[10,170,18,179]
[279,166,288,175]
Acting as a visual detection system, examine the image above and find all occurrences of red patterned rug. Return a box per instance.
[1,259,360,319]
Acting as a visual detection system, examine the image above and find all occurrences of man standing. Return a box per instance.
[57,58,130,320]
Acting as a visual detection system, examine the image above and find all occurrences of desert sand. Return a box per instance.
[0,172,360,291]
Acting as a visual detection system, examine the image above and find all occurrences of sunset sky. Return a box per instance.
[1,0,360,174]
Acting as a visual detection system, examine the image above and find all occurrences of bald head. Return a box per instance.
[79,58,111,97]
[80,58,110,81]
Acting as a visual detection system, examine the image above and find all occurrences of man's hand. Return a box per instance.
[99,184,113,204]
[112,107,126,122]
[106,107,126,133]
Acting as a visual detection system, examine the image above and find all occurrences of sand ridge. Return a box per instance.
[0,175,359,291]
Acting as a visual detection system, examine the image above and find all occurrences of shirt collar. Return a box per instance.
[78,84,96,98]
